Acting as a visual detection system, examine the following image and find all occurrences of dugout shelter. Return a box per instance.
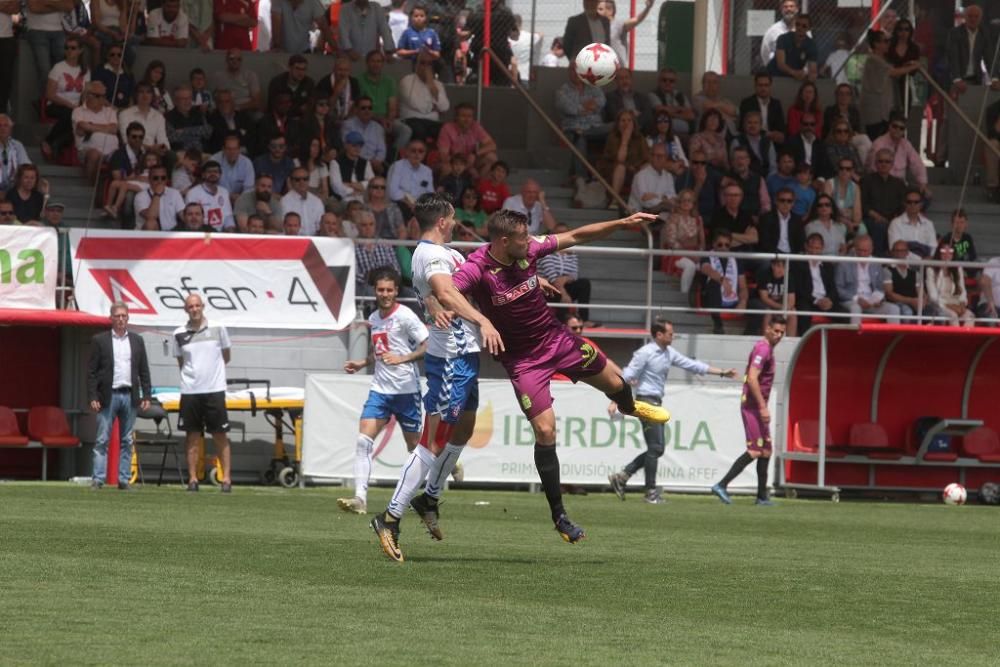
[780,324,1000,498]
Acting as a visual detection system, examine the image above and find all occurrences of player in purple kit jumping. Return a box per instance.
[433,208,669,543]
[711,316,787,506]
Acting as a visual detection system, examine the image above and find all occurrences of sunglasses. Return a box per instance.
[777,198,794,203]
[801,122,815,127]
[691,160,707,166]
[108,52,122,57]
[714,243,731,249]
[291,176,308,182]
[906,199,922,204]
[151,175,167,181]
[65,45,80,51]
[128,134,144,140]
[358,105,373,110]
[369,184,386,189]
[817,202,832,208]
[839,165,853,171]
[0,209,15,215]
[876,159,893,164]
[891,124,906,130]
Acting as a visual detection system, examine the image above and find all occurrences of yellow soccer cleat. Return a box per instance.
[370,513,404,563]
[629,401,671,424]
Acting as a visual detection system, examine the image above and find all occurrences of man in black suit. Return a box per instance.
[785,111,832,179]
[758,187,805,253]
[562,0,611,61]
[947,4,999,97]
[794,232,843,332]
[87,302,152,491]
[739,72,786,145]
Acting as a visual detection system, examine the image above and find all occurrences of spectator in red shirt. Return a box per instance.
[436,102,498,180]
[214,0,257,51]
[476,160,510,214]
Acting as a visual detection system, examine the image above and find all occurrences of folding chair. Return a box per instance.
[133,399,184,486]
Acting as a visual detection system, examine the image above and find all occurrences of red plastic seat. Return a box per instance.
[27,406,80,448]
[0,407,29,446]
[848,422,902,460]
[960,428,1000,463]
[793,419,845,457]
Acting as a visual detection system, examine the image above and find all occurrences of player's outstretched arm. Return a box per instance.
[428,274,505,355]
[555,212,659,251]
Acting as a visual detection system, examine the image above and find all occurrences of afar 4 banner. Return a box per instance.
[69,230,356,329]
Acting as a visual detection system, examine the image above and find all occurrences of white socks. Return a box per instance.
[353,434,374,503]
[424,443,465,500]
[386,444,435,518]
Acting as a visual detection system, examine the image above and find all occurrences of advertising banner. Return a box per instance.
[69,230,355,329]
[0,225,58,310]
[303,375,771,491]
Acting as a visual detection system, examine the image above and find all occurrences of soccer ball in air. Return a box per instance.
[574,42,620,87]
[942,482,967,506]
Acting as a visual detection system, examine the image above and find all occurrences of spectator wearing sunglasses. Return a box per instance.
[700,228,748,334]
[866,111,929,196]
[93,47,134,109]
[758,187,804,254]
[135,164,186,230]
[888,188,938,258]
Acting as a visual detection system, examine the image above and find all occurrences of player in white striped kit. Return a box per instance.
[338,267,428,515]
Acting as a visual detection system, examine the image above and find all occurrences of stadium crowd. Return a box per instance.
[1,0,999,332]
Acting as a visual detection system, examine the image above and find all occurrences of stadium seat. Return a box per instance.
[848,422,903,460]
[0,406,29,446]
[27,406,81,481]
[792,419,845,457]
[960,428,1000,463]
[910,416,959,462]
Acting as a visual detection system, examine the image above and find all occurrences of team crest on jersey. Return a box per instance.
[491,275,538,305]
[580,342,597,368]
[517,259,529,269]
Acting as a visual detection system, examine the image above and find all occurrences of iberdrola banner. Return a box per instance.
[303,374,772,491]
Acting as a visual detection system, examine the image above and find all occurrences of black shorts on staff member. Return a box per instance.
[178,391,230,434]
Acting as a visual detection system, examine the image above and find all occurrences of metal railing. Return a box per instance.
[352,237,1000,331]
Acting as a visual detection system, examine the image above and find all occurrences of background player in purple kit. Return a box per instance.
[435,209,669,543]
[711,316,787,506]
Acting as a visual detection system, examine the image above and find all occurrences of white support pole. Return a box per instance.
[818,328,828,489]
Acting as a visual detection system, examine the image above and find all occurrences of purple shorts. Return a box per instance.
[742,407,772,454]
[504,332,608,419]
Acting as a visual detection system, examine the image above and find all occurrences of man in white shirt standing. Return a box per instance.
[338,267,428,515]
[135,164,186,230]
[608,319,735,504]
[173,293,233,492]
[628,143,677,215]
[280,166,324,235]
[186,160,235,231]
[834,234,900,324]
[760,0,800,68]
[502,179,556,234]
[146,0,191,48]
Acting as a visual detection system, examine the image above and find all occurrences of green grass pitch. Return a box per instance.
[1,483,998,666]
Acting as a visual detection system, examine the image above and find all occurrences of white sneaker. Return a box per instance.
[337,496,367,514]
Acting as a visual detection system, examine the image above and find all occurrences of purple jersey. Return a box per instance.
[452,235,563,360]
[741,339,775,407]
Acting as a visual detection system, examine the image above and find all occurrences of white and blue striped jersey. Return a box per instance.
[411,240,482,359]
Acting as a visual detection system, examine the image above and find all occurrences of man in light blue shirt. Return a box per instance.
[386,139,433,217]
[212,134,255,201]
[341,96,388,173]
[609,319,736,504]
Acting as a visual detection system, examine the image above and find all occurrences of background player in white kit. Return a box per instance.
[371,193,503,563]
[338,268,428,515]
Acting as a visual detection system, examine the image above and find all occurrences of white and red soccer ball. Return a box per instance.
[574,42,620,87]
[942,482,967,506]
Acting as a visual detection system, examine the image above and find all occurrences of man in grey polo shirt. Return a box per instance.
[172,293,233,492]
[608,319,736,504]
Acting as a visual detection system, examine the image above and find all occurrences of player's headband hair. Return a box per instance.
[414,192,455,232]
[487,209,529,240]
[368,266,401,288]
